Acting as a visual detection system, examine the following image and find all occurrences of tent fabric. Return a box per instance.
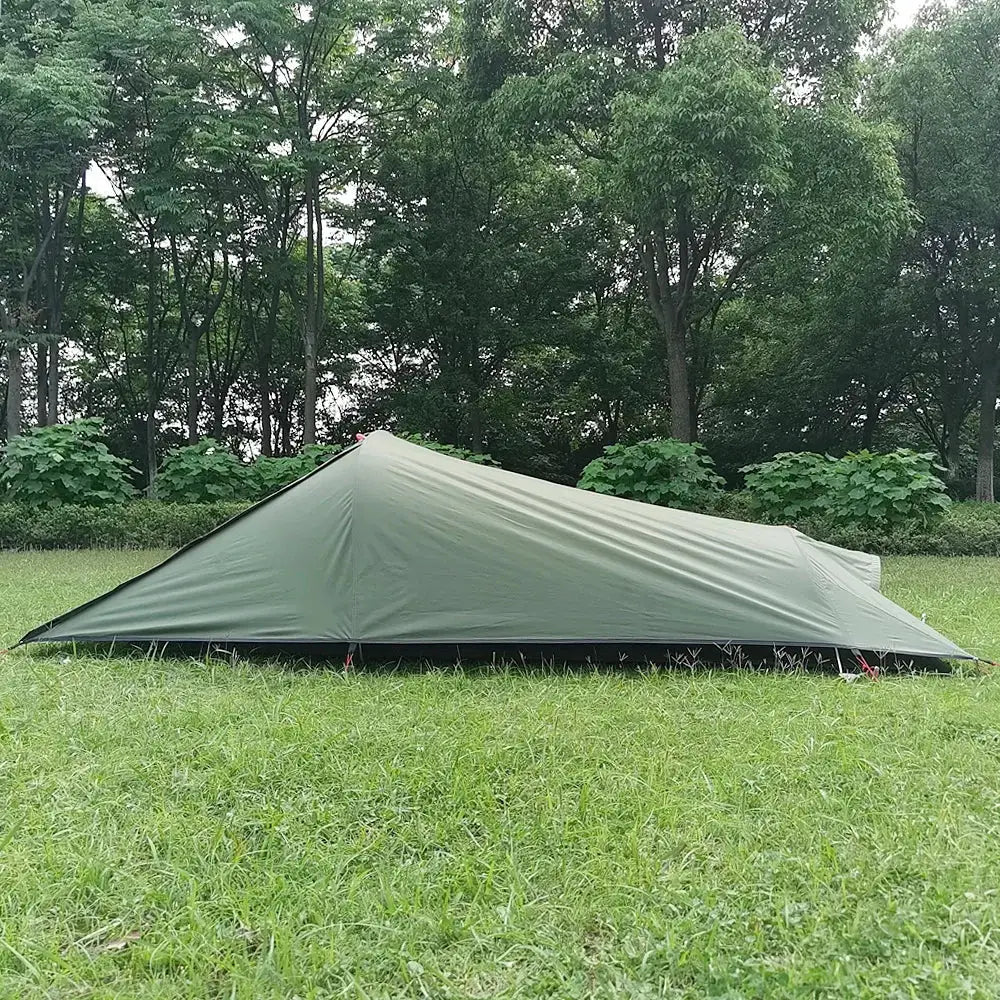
[21,430,970,659]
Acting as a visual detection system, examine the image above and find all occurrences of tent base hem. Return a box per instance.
[17,637,966,668]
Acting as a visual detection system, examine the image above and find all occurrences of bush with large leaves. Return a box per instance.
[157,442,345,503]
[0,419,135,507]
[155,440,250,503]
[742,450,951,529]
[249,444,343,500]
[577,439,724,510]
[739,452,835,521]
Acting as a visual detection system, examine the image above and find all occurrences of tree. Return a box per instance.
[705,249,919,476]
[215,0,425,444]
[608,28,788,441]
[84,0,219,482]
[0,0,104,438]
[487,0,902,441]
[363,62,593,453]
[873,0,1000,501]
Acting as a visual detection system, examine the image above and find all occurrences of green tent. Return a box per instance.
[21,430,970,661]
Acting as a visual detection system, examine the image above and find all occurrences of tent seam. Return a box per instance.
[787,528,844,648]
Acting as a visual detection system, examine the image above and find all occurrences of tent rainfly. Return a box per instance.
[20,430,971,662]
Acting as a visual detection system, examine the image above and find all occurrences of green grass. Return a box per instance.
[1,551,999,998]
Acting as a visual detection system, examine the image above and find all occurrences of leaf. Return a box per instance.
[92,930,141,954]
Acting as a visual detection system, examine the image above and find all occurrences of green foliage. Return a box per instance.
[0,419,135,507]
[0,495,997,557]
[0,501,247,550]
[709,489,758,522]
[155,440,249,503]
[249,445,343,500]
[742,450,951,529]
[4,0,996,511]
[870,1,1000,501]
[791,503,1000,558]
[578,439,724,510]
[919,502,1000,556]
[740,452,837,521]
[609,28,787,226]
[829,450,952,528]
[398,432,498,466]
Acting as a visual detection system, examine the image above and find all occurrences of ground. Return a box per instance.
[1,552,999,999]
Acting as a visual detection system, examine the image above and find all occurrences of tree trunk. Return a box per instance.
[640,236,696,443]
[861,389,879,451]
[664,312,695,442]
[975,352,999,502]
[945,402,963,482]
[36,341,48,426]
[145,409,157,495]
[303,343,317,445]
[47,340,59,425]
[186,340,200,444]
[688,391,699,445]
[170,234,228,448]
[211,394,224,441]
[5,343,22,439]
[145,233,158,494]
[257,283,280,457]
[302,169,318,446]
[260,370,273,457]
[47,171,85,429]
[279,396,292,455]
[467,394,483,454]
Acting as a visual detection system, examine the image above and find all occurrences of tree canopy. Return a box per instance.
[1,0,999,500]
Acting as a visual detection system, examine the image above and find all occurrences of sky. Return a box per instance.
[891,0,925,26]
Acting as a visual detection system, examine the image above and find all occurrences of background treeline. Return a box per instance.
[2,0,1000,499]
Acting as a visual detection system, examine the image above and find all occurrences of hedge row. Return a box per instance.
[713,495,1000,556]
[0,501,249,550]
[2,498,1000,555]
[793,502,1000,557]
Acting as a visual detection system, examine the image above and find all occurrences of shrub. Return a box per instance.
[742,449,951,530]
[0,501,249,549]
[709,489,758,522]
[577,438,725,510]
[398,432,498,466]
[928,501,1000,556]
[801,501,1000,557]
[740,452,834,521]
[828,450,951,529]
[249,444,342,500]
[155,439,250,503]
[0,418,135,507]
[0,497,996,557]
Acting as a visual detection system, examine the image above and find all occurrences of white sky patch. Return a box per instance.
[87,162,116,199]
[890,0,924,26]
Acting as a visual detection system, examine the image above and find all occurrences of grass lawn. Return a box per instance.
[1,551,1000,998]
